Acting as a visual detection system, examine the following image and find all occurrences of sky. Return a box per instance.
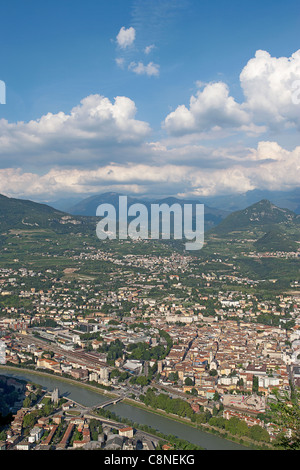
[0,0,300,204]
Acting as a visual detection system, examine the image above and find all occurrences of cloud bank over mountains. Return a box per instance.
[1,49,300,201]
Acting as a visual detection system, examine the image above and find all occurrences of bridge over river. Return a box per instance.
[63,393,127,413]
[93,394,126,409]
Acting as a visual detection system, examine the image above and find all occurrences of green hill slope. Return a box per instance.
[254,229,299,252]
[201,199,300,258]
[0,194,95,234]
[210,199,299,236]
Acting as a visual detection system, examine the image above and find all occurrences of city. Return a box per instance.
[0,235,299,450]
[1,0,300,457]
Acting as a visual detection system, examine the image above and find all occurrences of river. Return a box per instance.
[2,368,249,450]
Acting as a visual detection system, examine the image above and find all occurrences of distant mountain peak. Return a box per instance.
[209,199,299,237]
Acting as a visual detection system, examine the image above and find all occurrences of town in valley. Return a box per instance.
[0,199,299,451]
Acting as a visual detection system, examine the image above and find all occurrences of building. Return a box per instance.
[119,426,134,438]
[51,387,59,403]
[123,360,143,375]
[36,358,61,373]
[28,426,44,443]
[57,422,74,449]
[106,435,124,450]
[16,440,32,450]
[40,425,57,447]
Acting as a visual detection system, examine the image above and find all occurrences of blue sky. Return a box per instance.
[0,0,300,202]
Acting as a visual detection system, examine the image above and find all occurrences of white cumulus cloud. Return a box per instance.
[116,26,136,49]
[144,44,155,55]
[0,94,151,166]
[164,81,251,135]
[240,49,300,129]
[128,61,160,77]
[163,49,300,137]
[115,57,125,69]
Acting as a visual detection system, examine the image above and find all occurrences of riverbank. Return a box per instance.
[0,365,265,450]
[0,364,118,399]
[122,397,273,450]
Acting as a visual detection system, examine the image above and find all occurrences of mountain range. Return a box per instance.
[66,192,229,232]
[199,188,300,214]
[46,187,300,215]
[0,193,299,253]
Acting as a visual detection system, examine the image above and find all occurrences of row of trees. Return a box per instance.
[208,415,270,443]
[152,386,300,449]
[140,388,194,419]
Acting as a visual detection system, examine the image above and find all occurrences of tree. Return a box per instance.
[23,412,37,429]
[184,377,193,386]
[224,416,249,437]
[249,425,270,443]
[135,375,149,387]
[269,390,300,450]
[235,420,249,437]
[252,375,259,393]
[168,371,179,382]
[209,416,226,428]
[23,396,31,408]
[110,369,121,379]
